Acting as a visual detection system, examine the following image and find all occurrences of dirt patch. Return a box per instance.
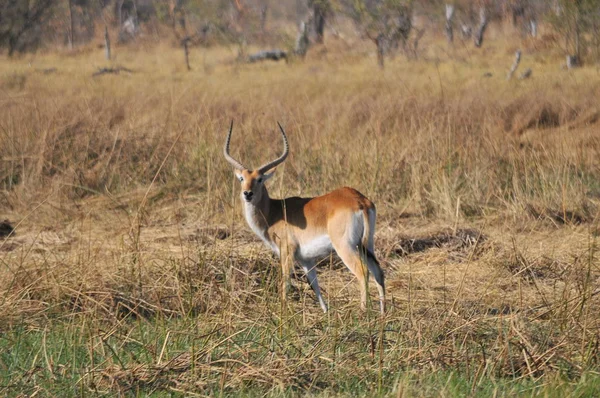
[388,228,488,263]
[502,253,569,283]
[506,102,562,136]
[500,95,599,137]
[526,204,591,225]
[0,220,14,238]
[187,226,231,244]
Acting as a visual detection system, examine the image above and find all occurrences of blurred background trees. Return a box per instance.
[0,0,599,66]
[0,0,55,56]
[347,0,413,68]
[548,0,600,67]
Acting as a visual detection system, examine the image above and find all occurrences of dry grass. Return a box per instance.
[1,34,600,396]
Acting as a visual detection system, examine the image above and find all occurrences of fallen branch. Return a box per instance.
[37,67,57,74]
[507,49,521,80]
[247,49,287,63]
[92,66,134,77]
[519,68,532,80]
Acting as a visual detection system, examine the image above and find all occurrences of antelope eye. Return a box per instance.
[257,177,263,184]
[238,176,244,182]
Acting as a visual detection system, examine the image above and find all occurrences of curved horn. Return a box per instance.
[223,120,247,170]
[258,122,289,174]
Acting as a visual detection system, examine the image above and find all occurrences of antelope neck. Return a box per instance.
[242,185,272,240]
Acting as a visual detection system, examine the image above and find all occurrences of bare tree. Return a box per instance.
[410,27,426,59]
[115,0,139,42]
[550,0,600,67]
[0,0,54,56]
[260,3,268,32]
[310,0,330,44]
[461,23,472,38]
[445,4,455,43]
[506,49,521,80]
[169,0,194,70]
[352,0,412,69]
[182,36,191,70]
[68,0,74,49]
[104,25,111,60]
[508,0,539,38]
[474,6,488,47]
[295,21,310,57]
[529,17,537,37]
[117,0,124,28]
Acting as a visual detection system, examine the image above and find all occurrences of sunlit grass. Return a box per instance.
[1,34,600,396]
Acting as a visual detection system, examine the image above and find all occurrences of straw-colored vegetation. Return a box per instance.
[1,32,600,396]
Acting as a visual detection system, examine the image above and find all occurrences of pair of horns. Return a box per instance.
[223,121,289,173]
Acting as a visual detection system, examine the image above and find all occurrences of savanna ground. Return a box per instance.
[1,27,600,396]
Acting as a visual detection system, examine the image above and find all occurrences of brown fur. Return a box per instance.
[235,170,385,313]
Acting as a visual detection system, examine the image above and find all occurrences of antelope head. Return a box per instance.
[223,121,289,205]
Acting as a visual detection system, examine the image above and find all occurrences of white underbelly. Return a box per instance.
[298,235,333,260]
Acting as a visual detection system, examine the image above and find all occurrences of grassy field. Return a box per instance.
[1,31,600,396]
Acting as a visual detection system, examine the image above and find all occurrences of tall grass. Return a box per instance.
[1,39,600,396]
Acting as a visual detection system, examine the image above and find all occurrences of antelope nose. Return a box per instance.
[243,191,253,200]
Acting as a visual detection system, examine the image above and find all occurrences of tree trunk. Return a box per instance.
[233,0,244,24]
[132,0,139,27]
[474,6,488,48]
[594,9,600,63]
[566,4,581,69]
[104,26,111,60]
[183,38,191,71]
[529,19,537,38]
[170,0,177,31]
[260,5,268,32]
[376,34,385,69]
[506,49,521,80]
[567,55,580,69]
[412,28,426,59]
[4,0,53,56]
[8,35,18,57]
[118,0,124,30]
[68,0,74,50]
[511,4,524,27]
[313,4,326,44]
[445,4,454,43]
[295,21,310,57]
[553,0,562,16]
[574,7,580,60]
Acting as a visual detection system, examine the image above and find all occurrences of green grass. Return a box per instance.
[3,314,600,397]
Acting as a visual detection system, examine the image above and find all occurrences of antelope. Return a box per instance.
[224,121,385,314]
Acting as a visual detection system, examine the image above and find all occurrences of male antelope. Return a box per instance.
[224,121,385,313]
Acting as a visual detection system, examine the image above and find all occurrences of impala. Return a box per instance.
[224,121,385,314]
